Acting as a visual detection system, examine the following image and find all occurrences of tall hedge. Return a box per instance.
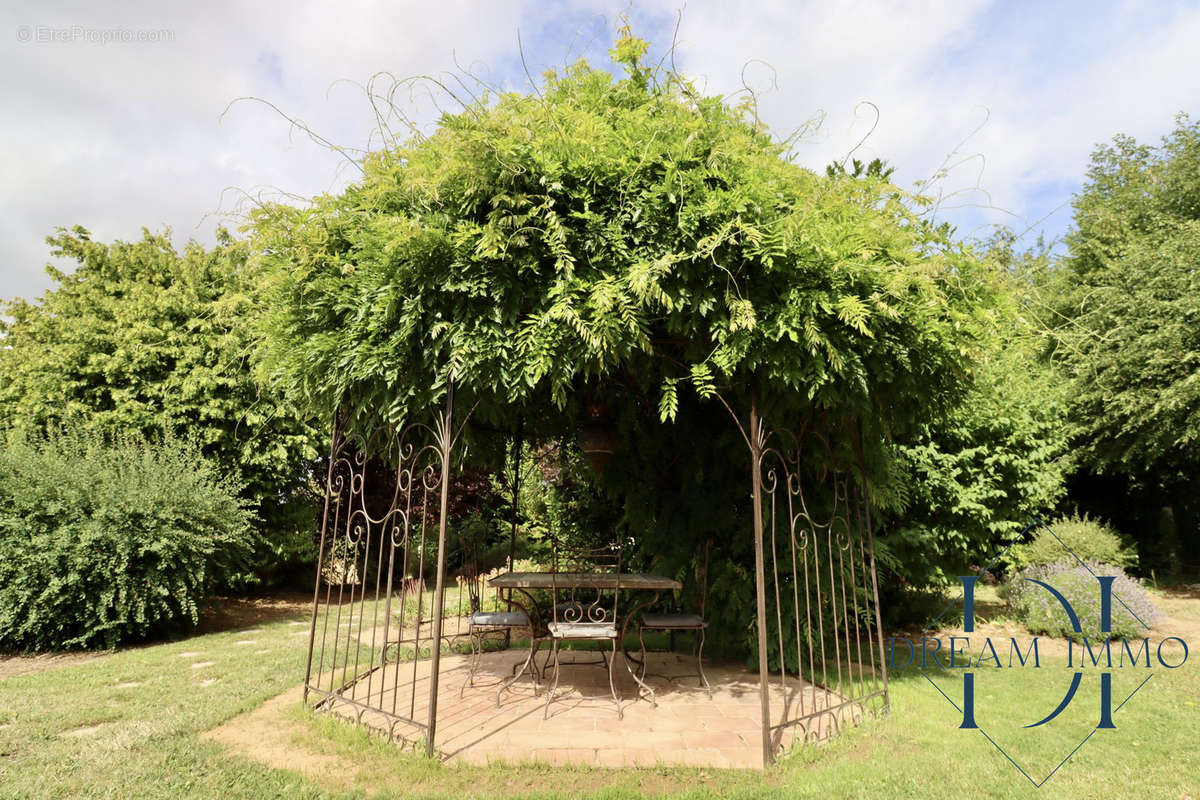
[0,432,253,650]
[0,227,321,585]
[880,235,1071,599]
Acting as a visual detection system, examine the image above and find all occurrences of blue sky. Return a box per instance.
[2,0,1198,301]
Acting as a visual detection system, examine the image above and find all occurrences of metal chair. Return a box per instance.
[637,612,711,696]
[536,598,609,678]
[458,539,536,703]
[542,538,623,719]
[636,539,712,696]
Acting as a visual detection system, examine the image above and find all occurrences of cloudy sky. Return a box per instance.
[2,0,1197,302]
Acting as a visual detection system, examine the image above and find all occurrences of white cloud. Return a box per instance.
[1,0,1198,302]
[655,0,1200,241]
[0,0,544,300]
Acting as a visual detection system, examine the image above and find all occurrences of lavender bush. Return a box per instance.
[1006,560,1161,640]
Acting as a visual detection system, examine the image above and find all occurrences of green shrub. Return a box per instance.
[1008,512,1136,571]
[1006,560,1160,640]
[0,431,253,650]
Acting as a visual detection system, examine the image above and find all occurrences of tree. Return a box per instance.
[884,233,1071,598]
[0,227,321,582]
[247,28,1000,651]
[1050,115,1200,568]
[249,31,991,447]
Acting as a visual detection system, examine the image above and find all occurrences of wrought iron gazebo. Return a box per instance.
[302,381,889,768]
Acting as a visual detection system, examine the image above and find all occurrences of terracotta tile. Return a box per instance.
[692,714,731,729]
[529,748,598,765]
[594,748,635,767]
[667,708,715,725]
[720,748,764,769]
[681,731,742,750]
[585,733,626,749]
[718,716,764,732]
[327,653,865,770]
[622,731,686,749]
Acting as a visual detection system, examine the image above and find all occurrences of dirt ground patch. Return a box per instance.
[202,685,359,790]
[1,591,312,681]
[0,651,106,680]
[198,591,312,633]
[1154,585,1200,642]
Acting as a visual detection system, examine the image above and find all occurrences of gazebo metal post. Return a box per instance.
[303,412,341,706]
[856,422,891,713]
[504,424,522,648]
[424,384,456,757]
[748,392,774,767]
[714,388,893,763]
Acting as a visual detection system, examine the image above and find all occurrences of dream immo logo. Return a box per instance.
[887,521,1189,788]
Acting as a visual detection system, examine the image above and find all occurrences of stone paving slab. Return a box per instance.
[322,648,865,769]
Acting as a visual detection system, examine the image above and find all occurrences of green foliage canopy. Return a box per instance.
[249,35,990,444]
[882,235,1071,592]
[247,32,1020,650]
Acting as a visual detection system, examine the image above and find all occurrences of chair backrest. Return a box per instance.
[548,537,622,626]
[456,529,485,614]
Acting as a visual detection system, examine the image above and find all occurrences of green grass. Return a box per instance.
[0,591,1196,799]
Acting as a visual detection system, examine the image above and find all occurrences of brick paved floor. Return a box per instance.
[326,647,860,769]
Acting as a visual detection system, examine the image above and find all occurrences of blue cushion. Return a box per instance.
[469,611,528,627]
[642,612,706,629]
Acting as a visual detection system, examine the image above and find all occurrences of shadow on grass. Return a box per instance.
[1157,583,1200,601]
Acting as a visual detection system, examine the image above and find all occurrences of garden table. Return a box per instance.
[487,571,682,707]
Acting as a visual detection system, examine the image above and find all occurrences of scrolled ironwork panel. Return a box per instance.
[757,427,890,757]
[717,388,891,767]
[302,393,474,756]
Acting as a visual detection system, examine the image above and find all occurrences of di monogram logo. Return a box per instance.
[888,521,1190,788]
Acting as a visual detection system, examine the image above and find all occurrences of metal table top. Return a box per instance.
[489,571,681,591]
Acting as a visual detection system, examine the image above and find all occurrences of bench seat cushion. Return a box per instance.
[547,621,619,639]
[469,611,528,627]
[642,612,706,629]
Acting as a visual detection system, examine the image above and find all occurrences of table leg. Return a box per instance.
[620,591,661,706]
[495,588,543,708]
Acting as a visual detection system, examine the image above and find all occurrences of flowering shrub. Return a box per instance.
[1007,560,1160,640]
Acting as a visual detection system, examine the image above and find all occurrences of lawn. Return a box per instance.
[0,589,1196,799]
